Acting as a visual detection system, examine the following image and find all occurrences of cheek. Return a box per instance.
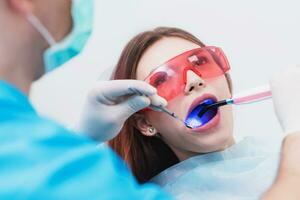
[212,76,232,99]
[219,105,234,132]
[145,109,191,152]
[145,110,180,134]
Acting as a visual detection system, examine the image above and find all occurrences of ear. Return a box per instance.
[134,113,157,137]
[7,0,33,15]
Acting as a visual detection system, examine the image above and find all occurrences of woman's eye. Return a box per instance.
[194,56,208,66]
[189,55,209,66]
[150,72,168,87]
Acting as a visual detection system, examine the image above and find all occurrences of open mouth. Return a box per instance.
[185,96,218,129]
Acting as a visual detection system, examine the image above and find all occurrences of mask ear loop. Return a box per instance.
[26,12,56,46]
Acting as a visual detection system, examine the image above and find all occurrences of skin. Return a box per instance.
[136,37,235,161]
[0,0,72,95]
[261,132,300,200]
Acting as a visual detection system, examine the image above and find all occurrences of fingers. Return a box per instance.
[87,80,158,105]
[148,95,168,107]
[96,80,157,100]
[89,80,168,108]
[128,85,167,107]
[117,95,151,118]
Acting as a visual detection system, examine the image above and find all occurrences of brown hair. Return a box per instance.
[108,27,232,183]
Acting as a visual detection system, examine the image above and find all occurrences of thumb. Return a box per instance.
[117,95,151,119]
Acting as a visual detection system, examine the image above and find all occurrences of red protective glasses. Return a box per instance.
[144,46,230,101]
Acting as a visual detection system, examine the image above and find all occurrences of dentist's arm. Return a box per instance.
[261,66,300,200]
[262,132,300,200]
[78,80,167,142]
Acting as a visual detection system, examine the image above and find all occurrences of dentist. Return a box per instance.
[0,0,169,199]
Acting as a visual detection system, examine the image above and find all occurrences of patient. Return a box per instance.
[108,27,279,199]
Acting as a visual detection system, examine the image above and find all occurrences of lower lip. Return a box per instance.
[188,110,221,132]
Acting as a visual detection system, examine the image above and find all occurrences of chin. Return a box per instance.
[193,128,234,153]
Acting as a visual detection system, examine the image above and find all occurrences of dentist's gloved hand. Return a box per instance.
[78,80,167,142]
[270,66,300,134]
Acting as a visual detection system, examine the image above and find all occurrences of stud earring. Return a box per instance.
[149,127,155,133]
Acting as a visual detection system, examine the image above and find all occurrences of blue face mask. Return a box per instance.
[26,0,94,73]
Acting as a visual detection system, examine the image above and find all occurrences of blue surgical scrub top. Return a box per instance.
[0,81,172,200]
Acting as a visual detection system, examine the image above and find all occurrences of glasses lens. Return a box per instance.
[188,47,229,78]
[147,65,184,100]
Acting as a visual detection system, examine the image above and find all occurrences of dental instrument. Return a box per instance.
[198,85,272,117]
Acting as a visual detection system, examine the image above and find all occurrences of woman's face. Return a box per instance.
[136,37,234,160]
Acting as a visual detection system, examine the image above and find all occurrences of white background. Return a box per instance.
[31,0,300,140]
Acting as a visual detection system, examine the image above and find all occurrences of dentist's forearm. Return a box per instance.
[261,174,300,200]
[261,131,300,200]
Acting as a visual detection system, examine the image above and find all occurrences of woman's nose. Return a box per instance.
[184,70,206,94]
